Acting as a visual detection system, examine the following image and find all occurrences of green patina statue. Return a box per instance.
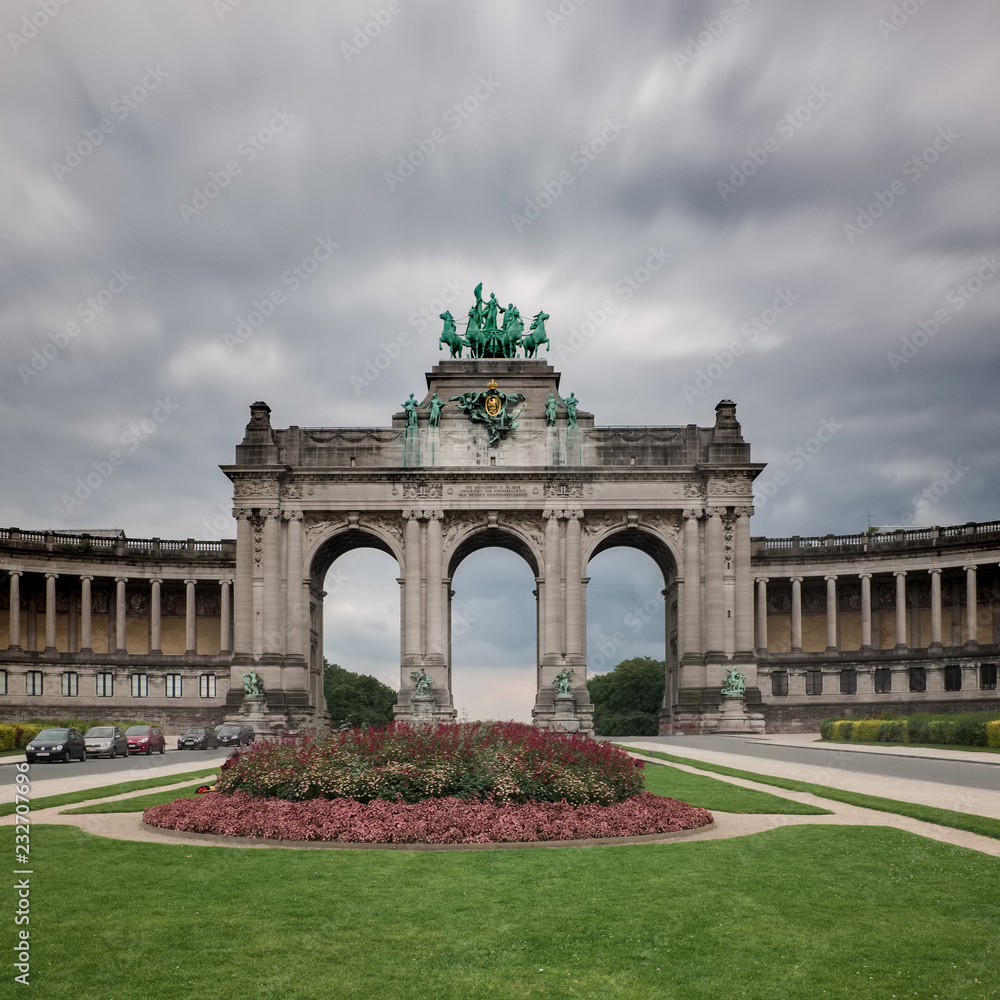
[438,311,465,358]
[544,392,559,426]
[522,310,550,357]
[564,392,579,428]
[721,668,746,698]
[410,668,433,696]
[242,668,264,698]
[440,284,550,360]
[426,392,446,428]
[402,393,419,430]
[554,667,574,697]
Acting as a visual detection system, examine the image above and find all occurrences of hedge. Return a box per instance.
[0,718,151,750]
[822,711,1000,748]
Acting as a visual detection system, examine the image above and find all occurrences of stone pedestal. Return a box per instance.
[548,693,581,733]
[410,694,435,726]
[712,694,764,734]
[231,694,289,738]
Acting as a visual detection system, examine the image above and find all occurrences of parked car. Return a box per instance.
[25,728,87,763]
[177,726,220,750]
[84,726,129,759]
[125,725,166,755]
[214,723,255,747]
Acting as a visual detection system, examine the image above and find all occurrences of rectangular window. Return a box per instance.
[981,664,998,691]
[909,667,927,693]
[944,665,962,692]
[25,671,43,696]
[874,668,892,694]
[165,674,182,698]
[199,674,217,698]
[60,672,79,697]
[96,672,114,697]
[805,670,823,696]
[130,673,148,698]
[771,670,788,696]
[0,669,7,695]
[839,669,857,695]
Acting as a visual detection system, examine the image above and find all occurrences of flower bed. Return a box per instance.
[143,790,712,843]
[213,721,645,806]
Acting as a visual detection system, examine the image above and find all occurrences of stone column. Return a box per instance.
[894,571,907,651]
[80,575,92,652]
[542,510,561,656]
[219,578,231,653]
[149,577,162,653]
[704,507,725,656]
[44,572,58,652]
[261,509,282,655]
[824,575,838,652]
[233,510,253,655]
[402,511,422,659]
[184,578,197,653]
[790,576,803,652]
[284,511,304,658]
[425,511,444,658]
[67,583,77,653]
[564,511,584,657]
[681,510,702,660]
[755,576,768,653]
[859,572,872,650]
[115,576,128,652]
[733,506,754,656]
[7,570,21,649]
[928,569,942,651]
[964,564,978,648]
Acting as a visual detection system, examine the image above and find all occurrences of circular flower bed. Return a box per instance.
[144,722,712,843]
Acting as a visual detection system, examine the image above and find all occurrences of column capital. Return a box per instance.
[543,509,559,520]
[824,574,838,582]
[790,575,803,584]
[927,567,941,576]
[149,576,162,584]
[282,510,304,522]
[566,509,584,521]
[755,575,769,584]
[963,563,978,572]
[401,509,421,520]
[79,573,93,582]
[858,571,872,580]
[682,508,703,520]
[184,578,198,586]
[8,568,23,577]
[734,505,755,518]
[704,506,726,518]
[44,571,59,580]
[262,508,282,520]
[219,577,233,587]
[893,569,907,578]
[233,508,254,520]
[115,575,128,584]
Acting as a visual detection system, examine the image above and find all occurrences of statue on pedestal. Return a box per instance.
[554,667,574,697]
[243,668,264,698]
[426,393,446,427]
[410,668,433,697]
[402,394,419,430]
[564,392,579,428]
[721,668,746,698]
[544,392,559,426]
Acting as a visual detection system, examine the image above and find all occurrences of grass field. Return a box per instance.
[7,822,999,999]
[61,782,210,813]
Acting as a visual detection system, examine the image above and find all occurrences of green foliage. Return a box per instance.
[323,660,397,729]
[988,720,1000,747]
[823,711,1000,748]
[587,656,664,736]
[0,718,150,749]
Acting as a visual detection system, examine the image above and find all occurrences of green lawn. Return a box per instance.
[7,823,999,999]
[62,782,210,814]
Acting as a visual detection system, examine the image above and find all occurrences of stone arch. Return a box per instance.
[446,524,542,581]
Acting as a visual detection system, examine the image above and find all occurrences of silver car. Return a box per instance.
[84,725,129,759]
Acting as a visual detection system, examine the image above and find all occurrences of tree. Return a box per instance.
[323,659,398,729]
[587,656,665,737]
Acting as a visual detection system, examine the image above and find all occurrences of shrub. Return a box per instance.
[927,720,957,744]
[954,716,988,747]
[589,657,665,737]
[819,718,837,740]
[832,720,854,741]
[879,719,907,743]
[851,719,881,742]
[217,722,645,807]
[987,721,1000,748]
[907,715,931,744]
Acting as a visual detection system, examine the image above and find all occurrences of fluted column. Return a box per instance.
[893,571,907,650]
[755,576,768,653]
[859,572,872,649]
[80,575,92,651]
[284,511,304,658]
[262,509,282,654]
[233,510,253,655]
[704,507,725,656]
[564,510,584,657]
[425,511,444,658]
[964,564,978,648]
[542,510,560,657]
[149,577,162,653]
[928,569,942,650]
[7,570,21,649]
[790,576,803,652]
[403,510,422,659]
[682,510,702,660]
[824,575,838,651]
[219,579,231,653]
[44,572,58,651]
[115,576,128,651]
[184,578,197,653]
[733,506,754,655]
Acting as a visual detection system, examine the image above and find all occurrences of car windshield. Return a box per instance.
[217,726,241,735]
[36,729,70,740]
[182,728,207,736]
[125,726,150,736]
[86,728,115,737]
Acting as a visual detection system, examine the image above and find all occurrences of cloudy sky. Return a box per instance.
[3,1,999,719]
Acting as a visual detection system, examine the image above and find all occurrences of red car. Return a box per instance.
[126,725,166,755]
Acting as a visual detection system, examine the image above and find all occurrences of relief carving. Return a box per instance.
[707,476,754,496]
[544,482,584,498]
[233,476,280,499]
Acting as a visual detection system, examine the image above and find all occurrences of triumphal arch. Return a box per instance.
[224,287,766,734]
